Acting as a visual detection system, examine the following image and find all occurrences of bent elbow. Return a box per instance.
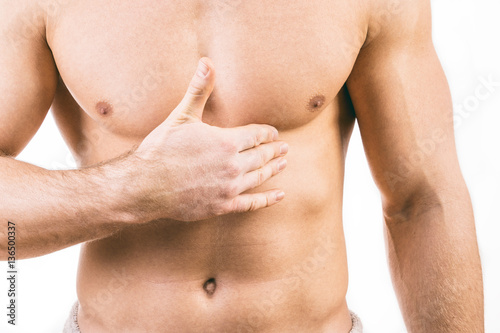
[382,185,445,226]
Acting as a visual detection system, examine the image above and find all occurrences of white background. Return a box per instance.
[1,0,499,332]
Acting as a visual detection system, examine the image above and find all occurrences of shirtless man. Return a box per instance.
[0,0,483,332]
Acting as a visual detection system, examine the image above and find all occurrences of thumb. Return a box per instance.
[168,57,215,124]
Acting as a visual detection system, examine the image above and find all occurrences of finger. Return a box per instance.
[167,57,215,124]
[229,190,286,213]
[239,142,288,174]
[239,158,287,193]
[225,124,279,152]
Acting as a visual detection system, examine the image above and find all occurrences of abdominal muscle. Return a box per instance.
[71,96,354,332]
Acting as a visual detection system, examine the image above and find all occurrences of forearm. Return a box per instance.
[0,155,136,260]
[384,184,483,332]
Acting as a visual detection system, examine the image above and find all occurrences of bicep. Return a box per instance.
[0,3,57,156]
[346,0,462,209]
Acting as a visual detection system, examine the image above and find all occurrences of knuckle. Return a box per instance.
[247,197,260,212]
[264,164,274,179]
[250,125,264,145]
[225,160,242,178]
[226,197,243,214]
[252,129,261,147]
[220,139,238,154]
[256,168,265,186]
[223,182,239,199]
[187,80,206,97]
[274,142,283,156]
[264,193,271,207]
[244,136,254,150]
[213,202,230,216]
[272,160,281,175]
[258,149,267,166]
[259,127,269,142]
[265,125,277,140]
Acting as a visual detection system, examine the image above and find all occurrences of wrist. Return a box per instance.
[96,155,146,225]
[110,153,169,224]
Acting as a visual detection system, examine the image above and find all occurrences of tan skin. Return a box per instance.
[0,0,483,332]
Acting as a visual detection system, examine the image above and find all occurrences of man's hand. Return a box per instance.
[131,58,288,222]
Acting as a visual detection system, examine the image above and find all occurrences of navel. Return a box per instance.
[95,101,113,116]
[308,95,326,112]
[203,278,217,296]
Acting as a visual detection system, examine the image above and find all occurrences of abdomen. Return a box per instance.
[76,101,353,332]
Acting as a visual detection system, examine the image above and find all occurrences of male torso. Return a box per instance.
[43,0,368,331]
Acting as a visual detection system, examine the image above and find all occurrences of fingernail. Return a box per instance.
[276,191,285,201]
[278,159,287,171]
[280,143,289,155]
[196,59,209,78]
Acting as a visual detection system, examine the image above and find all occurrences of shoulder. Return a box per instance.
[360,0,432,47]
[0,0,50,46]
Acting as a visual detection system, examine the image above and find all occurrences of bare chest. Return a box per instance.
[47,0,364,137]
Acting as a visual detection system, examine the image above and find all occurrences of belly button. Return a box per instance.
[203,278,217,296]
[95,101,113,116]
[308,95,326,112]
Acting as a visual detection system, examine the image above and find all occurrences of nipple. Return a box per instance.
[203,278,217,296]
[95,101,113,116]
[308,95,326,112]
